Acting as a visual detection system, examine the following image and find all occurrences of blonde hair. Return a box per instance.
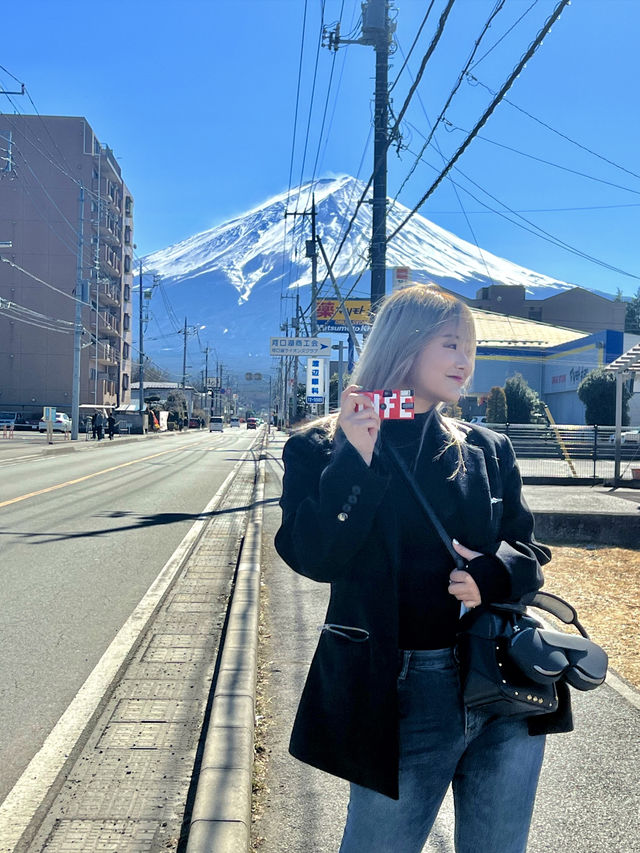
[301,284,476,475]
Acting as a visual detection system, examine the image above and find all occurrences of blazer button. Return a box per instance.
[351,485,361,495]
[337,512,348,522]
[341,504,352,513]
[347,494,358,504]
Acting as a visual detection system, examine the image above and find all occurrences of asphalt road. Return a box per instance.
[0,428,255,803]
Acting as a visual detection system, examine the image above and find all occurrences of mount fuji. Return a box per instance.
[141,175,581,376]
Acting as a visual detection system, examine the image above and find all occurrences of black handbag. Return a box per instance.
[383,443,608,718]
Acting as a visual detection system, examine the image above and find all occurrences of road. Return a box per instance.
[0,428,255,803]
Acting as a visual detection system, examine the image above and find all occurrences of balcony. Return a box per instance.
[96,341,119,364]
[94,310,121,337]
[94,279,121,306]
[101,244,121,275]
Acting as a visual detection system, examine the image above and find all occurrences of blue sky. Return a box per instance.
[2,0,639,298]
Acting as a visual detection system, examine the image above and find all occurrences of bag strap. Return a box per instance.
[384,444,590,637]
[383,442,465,570]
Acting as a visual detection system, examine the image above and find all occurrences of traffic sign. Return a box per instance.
[270,336,332,357]
[306,396,324,404]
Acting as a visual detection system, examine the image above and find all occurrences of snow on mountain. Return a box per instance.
[140,175,581,375]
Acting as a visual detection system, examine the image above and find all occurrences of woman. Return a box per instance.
[275,285,571,853]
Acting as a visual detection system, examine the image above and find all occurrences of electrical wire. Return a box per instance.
[467,75,640,184]
[390,0,507,213]
[388,1,435,94]
[443,122,640,197]
[468,0,540,72]
[387,0,572,244]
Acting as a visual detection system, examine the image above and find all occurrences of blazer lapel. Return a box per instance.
[449,439,496,551]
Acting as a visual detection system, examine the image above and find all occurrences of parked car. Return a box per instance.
[229,417,240,428]
[608,428,640,444]
[469,416,487,425]
[246,417,258,430]
[38,413,72,433]
[0,411,17,427]
[209,416,224,432]
[188,417,202,429]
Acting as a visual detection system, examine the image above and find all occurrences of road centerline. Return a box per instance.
[0,446,187,509]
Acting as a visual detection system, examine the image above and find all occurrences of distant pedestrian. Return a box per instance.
[275,285,568,853]
[107,413,116,440]
[91,412,97,440]
[95,411,104,441]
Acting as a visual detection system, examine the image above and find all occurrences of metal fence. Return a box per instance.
[488,424,640,482]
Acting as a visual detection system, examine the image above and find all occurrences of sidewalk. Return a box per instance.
[254,433,640,852]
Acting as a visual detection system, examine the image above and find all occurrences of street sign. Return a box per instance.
[43,406,56,422]
[270,336,332,357]
[306,356,325,404]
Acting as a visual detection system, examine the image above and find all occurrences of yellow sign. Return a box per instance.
[316,299,372,325]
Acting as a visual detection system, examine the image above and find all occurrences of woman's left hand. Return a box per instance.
[448,539,482,608]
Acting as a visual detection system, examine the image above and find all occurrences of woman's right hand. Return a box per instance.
[337,385,380,466]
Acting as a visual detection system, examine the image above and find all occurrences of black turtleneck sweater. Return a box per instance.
[379,412,509,650]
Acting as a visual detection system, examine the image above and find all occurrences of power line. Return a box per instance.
[390,0,507,211]
[467,75,640,184]
[387,0,572,244]
[443,122,640,196]
[388,0,435,94]
[403,144,640,282]
[321,0,457,283]
[468,0,540,72]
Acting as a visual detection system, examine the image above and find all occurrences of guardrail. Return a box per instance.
[486,423,640,481]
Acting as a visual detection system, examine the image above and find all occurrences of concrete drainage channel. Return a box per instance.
[14,433,267,853]
[185,455,265,851]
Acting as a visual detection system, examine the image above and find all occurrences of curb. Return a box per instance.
[186,442,266,852]
[533,510,640,548]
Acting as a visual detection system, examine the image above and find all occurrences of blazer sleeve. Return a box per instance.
[274,428,391,583]
[493,433,551,602]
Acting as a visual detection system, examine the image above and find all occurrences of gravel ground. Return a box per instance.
[541,544,640,689]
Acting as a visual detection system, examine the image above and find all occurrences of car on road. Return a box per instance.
[209,416,224,432]
[38,413,72,433]
[246,417,258,430]
[229,417,240,428]
[0,411,17,428]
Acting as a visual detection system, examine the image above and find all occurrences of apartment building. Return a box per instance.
[0,115,133,419]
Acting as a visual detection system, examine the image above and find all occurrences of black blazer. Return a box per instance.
[275,421,572,800]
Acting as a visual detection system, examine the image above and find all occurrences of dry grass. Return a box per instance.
[541,545,640,689]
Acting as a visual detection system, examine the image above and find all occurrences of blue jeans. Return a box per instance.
[339,648,545,853]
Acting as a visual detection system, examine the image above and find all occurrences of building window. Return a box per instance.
[123,342,130,360]
[124,225,131,245]
[124,284,130,302]
[123,313,130,331]
[125,195,133,216]
[122,373,129,390]
[124,255,131,273]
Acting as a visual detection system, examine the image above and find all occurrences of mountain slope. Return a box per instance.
[141,175,580,375]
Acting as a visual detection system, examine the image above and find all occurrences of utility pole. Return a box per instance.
[71,186,84,441]
[284,196,318,334]
[369,0,390,309]
[138,261,144,416]
[324,0,394,310]
[182,317,188,388]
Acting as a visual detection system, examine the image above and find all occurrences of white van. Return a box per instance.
[209,416,224,432]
